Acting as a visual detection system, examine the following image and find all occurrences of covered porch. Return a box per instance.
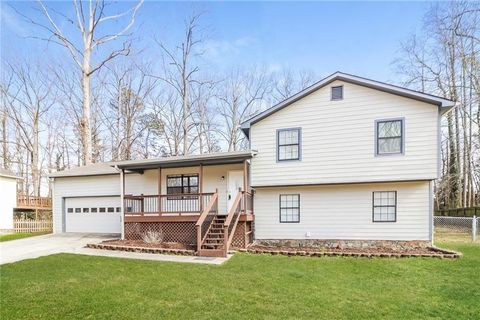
[115,151,255,257]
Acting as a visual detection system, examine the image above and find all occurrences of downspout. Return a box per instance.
[114,165,125,240]
[433,104,456,246]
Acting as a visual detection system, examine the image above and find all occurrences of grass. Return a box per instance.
[1,242,479,319]
[0,232,50,242]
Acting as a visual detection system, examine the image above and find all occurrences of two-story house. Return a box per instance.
[241,72,454,248]
[49,72,454,256]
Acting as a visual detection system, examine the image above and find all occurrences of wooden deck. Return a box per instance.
[16,195,52,210]
[123,191,254,257]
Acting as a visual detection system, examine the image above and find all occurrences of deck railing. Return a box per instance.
[244,191,254,214]
[16,195,52,209]
[223,190,245,255]
[195,193,219,250]
[124,193,215,216]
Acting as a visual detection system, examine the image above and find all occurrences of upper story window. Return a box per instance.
[277,128,301,161]
[167,174,199,194]
[331,85,343,100]
[375,119,404,155]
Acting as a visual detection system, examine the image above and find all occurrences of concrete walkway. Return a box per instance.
[0,233,231,265]
[72,247,231,265]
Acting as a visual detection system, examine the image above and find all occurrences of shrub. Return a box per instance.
[141,229,164,244]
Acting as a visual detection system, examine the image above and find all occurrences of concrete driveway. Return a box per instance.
[0,233,118,265]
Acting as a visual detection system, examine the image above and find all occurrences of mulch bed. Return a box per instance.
[238,245,461,258]
[86,240,195,256]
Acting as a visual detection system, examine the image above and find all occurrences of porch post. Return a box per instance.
[199,164,204,212]
[243,160,248,212]
[158,167,162,215]
[243,160,248,192]
[120,168,125,240]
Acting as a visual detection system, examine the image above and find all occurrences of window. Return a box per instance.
[279,194,300,223]
[331,85,343,100]
[116,207,121,212]
[376,119,404,155]
[99,207,106,213]
[83,208,89,213]
[167,174,199,194]
[75,208,81,213]
[277,128,301,161]
[107,207,115,213]
[373,191,397,222]
[91,207,98,213]
[67,208,73,213]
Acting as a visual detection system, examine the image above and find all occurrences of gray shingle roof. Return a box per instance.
[48,163,118,178]
[49,151,256,177]
[0,168,21,179]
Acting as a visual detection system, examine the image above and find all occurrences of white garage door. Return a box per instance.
[65,196,121,233]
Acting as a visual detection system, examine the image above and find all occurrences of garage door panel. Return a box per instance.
[65,196,121,233]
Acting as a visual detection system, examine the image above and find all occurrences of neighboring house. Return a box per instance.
[49,72,455,256]
[0,168,21,230]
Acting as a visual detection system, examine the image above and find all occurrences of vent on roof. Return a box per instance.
[331,85,343,100]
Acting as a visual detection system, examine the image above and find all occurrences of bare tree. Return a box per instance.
[395,1,480,209]
[21,0,143,165]
[272,68,316,103]
[154,13,206,155]
[2,62,56,196]
[100,63,157,160]
[216,67,271,151]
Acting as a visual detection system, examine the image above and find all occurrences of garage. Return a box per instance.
[65,196,121,233]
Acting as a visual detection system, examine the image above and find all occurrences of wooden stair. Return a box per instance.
[197,215,226,257]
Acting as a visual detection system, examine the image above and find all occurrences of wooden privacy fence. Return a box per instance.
[13,219,53,233]
[435,207,480,217]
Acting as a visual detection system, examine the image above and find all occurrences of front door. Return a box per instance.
[227,170,243,211]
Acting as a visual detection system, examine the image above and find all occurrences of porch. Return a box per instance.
[115,151,255,257]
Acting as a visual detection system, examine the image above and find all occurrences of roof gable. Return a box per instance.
[241,71,455,137]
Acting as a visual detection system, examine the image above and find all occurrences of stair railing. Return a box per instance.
[195,192,219,251]
[223,190,244,256]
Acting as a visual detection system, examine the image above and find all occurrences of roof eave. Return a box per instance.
[240,72,456,130]
[113,151,256,171]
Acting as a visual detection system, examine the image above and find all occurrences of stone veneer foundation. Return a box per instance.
[253,239,432,250]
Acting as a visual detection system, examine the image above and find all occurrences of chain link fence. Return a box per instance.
[434,216,479,243]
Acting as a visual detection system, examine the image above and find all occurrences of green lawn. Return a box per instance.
[1,242,479,319]
[0,232,50,242]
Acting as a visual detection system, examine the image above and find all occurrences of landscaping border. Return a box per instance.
[236,246,462,259]
[86,243,195,256]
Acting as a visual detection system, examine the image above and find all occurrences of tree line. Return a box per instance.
[0,1,315,197]
[1,1,479,212]
[395,1,480,209]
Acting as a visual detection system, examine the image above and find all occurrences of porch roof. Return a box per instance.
[112,150,256,172]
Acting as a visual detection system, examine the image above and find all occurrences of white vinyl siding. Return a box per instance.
[52,175,121,233]
[254,181,430,241]
[52,163,245,233]
[250,80,439,186]
[0,176,17,229]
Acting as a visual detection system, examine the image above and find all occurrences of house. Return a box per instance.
[0,168,21,230]
[49,72,455,256]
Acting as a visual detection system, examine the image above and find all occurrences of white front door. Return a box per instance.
[227,170,243,211]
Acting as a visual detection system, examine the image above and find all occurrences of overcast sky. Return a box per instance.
[1,1,431,82]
